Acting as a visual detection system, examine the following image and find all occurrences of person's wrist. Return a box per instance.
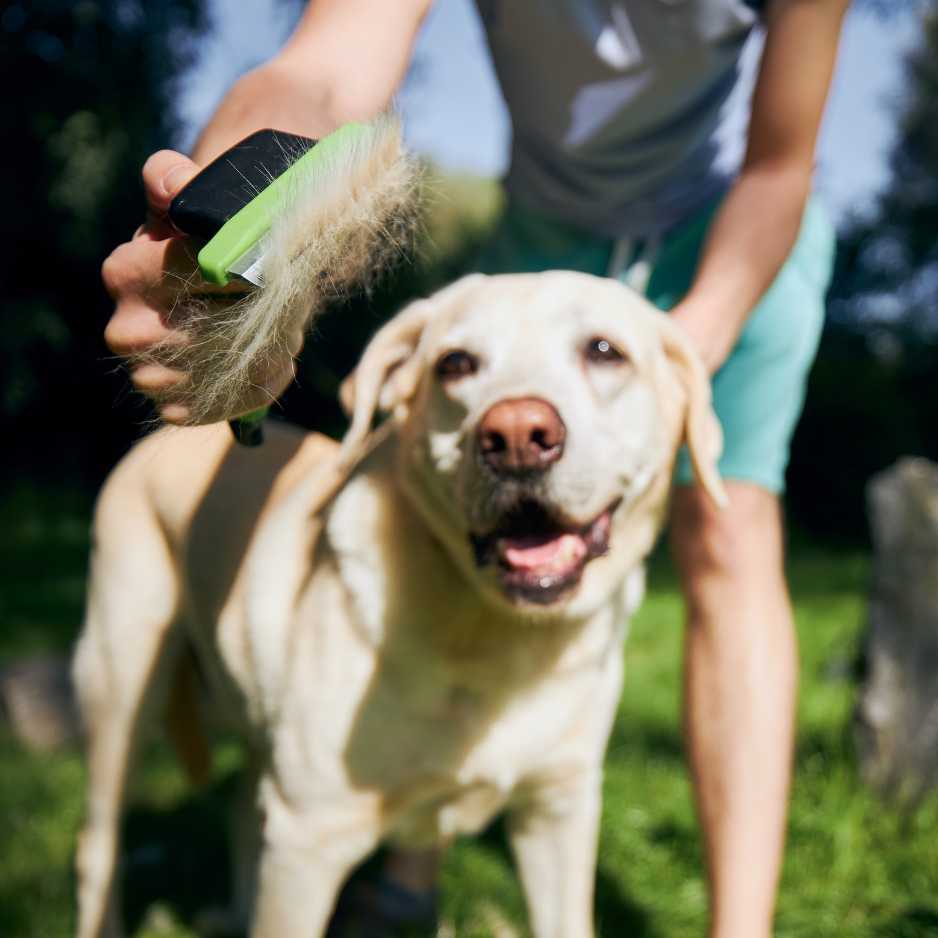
[669,299,735,375]
[192,61,336,164]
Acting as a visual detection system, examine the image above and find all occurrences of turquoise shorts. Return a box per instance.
[474,196,836,493]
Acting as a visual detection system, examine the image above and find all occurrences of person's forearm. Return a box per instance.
[670,0,847,375]
[670,163,811,374]
[190,0,431,165]
[191,60,360,164]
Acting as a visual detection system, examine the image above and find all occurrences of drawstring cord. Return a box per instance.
[606,232,662,294]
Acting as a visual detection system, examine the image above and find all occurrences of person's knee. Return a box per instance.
[670,482,784,599]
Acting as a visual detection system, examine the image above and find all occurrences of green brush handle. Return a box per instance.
[198,122,366,286]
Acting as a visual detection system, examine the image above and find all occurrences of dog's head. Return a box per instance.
[342,271,724,618]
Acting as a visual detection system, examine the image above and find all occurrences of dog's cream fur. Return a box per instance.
[74,271,724,938]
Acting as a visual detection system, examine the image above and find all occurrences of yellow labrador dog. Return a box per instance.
[74,271,724,938]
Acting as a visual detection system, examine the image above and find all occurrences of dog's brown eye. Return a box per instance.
[584,337,626,365]
[436,349,479,381]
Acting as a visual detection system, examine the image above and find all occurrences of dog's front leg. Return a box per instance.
[252,838,378,938]
[250,785,379,938]
[507,770,602,938]
[251,844,350,938]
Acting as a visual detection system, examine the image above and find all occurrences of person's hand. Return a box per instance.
[102,150,299,424]
[669,297,735,377]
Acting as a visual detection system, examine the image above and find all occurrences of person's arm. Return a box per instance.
[103,0,432,424]
[192,0,433,162]
[670,0,850,375]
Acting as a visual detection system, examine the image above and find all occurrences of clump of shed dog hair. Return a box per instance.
[140,114,421,424]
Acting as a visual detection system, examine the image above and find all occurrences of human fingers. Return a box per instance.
[155,349,297,427]
[142,150,201,225]
[101,232,204,360]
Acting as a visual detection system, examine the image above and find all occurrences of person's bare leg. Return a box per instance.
[670,481,797,938]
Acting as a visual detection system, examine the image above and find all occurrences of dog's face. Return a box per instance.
[344,272,724,618]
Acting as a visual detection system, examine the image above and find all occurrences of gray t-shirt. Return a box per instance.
[475,0,764,236]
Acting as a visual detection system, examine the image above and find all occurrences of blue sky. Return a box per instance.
[177,0,925,228]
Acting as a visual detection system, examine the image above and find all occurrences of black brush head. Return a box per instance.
[168,129,317,241]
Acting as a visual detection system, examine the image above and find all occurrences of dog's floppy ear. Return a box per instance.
[339,297,434,458]
[339,274,486,458]
[657,316,728,509]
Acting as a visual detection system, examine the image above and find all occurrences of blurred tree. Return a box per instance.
[787,0,938,539]
[829,1,938,336]
[0,0,207,485]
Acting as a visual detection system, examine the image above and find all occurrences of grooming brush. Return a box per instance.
[163,116,419,444]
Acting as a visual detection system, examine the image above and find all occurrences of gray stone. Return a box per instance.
[856,458,938,802]
[0,653,81,751]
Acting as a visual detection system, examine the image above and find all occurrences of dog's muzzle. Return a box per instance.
[470,497,620,605]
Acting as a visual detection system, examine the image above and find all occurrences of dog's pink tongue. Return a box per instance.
[502,533,588,573]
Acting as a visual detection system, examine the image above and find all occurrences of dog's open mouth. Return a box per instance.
[471,498,619,605]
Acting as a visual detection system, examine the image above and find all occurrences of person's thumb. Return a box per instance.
[142,150,201,221]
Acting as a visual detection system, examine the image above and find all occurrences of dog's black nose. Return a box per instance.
[477,397,566,474]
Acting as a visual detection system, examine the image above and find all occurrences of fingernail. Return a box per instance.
[160,403,190,425]
[162,164,192,196]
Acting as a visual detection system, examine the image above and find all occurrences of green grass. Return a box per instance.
[1,487,936,937]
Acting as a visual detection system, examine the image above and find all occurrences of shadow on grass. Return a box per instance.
[793,725,858,770]
[606,720,684,769]
[0,894,33,938]
[120,773,234,934]
[878,906,938,938]
[594,866,660,937]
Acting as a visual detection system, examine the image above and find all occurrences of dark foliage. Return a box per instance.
[0,0,207,488]
[828,3,938,337]
[791,2,938,539]
[788,323,938,540]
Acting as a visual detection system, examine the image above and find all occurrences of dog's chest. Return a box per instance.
[326,587,624,845]
[270,457,626,843]
[375,662,611,845]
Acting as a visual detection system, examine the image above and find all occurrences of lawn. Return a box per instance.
[1,485,936,938]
